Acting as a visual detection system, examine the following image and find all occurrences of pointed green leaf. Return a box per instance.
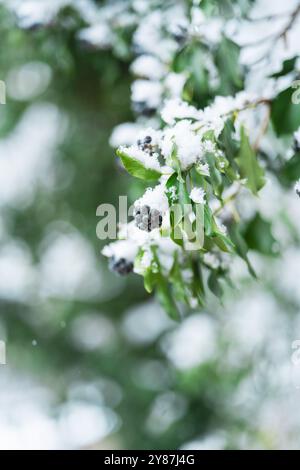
[236,127,265,194]
[208,271,223,299]
[117,149,161,181]
[156,279,181,321]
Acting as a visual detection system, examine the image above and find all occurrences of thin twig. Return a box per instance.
[221,98,271,119]
[242,3,300,65]
[244,11,293,22]
[279,3,300,43]
[213,184,242,217]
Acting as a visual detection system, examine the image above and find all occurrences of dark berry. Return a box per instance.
[132,101,156,117]
[137,135,153,153]
[134,205,163,232]
[109,256,133,276]
[293,138,300,153]
[171,25,188,45]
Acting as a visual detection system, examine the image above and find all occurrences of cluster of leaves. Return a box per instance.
[115,108,268,318]
[93,0,300,319]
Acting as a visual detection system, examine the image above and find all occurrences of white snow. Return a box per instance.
[130,55,166,80]
[134,183,169,213]
[160,120,203,170]
[102,240,138,262]
[109,122,142,147]
[131,79,162,109]
[190,187,206,204]
[161,98,202,125]
[118,144,161,172]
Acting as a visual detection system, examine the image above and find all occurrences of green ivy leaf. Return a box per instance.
[218,118,240,174]
[165,173,184,246]
[143,270,159,294]
[271,87,300,136]
[117,149,161,181]
[191,259,205,306]
[170,256,190,304]
[165,172,179,204]
[201,204,234,251]
[213,233,234,253]
[156,279,181,321]
[279,151,300,185]
[208,271,223,299]
[204,204,213,237]
[270,57,297,78]
[236,127,265,194]
[205,152,223,197]
[215,37,243,94]
[175,44,210,106]
[243,213,278,256]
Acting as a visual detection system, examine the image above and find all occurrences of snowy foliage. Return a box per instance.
[9,0,300,317]
[96,0,300,317]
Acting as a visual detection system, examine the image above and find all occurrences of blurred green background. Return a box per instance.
[1,0,300,450]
